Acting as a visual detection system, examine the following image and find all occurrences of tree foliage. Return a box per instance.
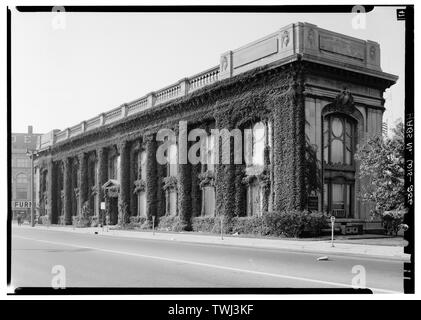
[355,121,405,217]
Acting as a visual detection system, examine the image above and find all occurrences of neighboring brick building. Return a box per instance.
[34,22,397,233]
[11,126,42,220]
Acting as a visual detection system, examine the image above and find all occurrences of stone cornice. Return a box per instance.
[37,22,398,156]
[301,58,397,90]
[44,60,294,161]
[304,84,385,110]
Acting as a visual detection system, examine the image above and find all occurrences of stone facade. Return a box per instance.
[11,126,42,219]
[34,22,397,232]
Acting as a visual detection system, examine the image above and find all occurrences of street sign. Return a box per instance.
[100,202,105,210]
[330,215,335,247]
[12,201,32,209]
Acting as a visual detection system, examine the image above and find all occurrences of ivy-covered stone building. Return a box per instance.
[34,22,397,233]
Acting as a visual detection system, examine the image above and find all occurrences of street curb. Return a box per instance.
[15,224,411,262]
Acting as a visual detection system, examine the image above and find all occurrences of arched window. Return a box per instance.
[140,151,147,180]
[137,150,147,217]
[201,133,216,217]
[204,134,216,172]
[116,156,121,181]
[252,122,265,166]
[323,114,356,218]
[168,144,178,177]
[244,121,266,167]
[16,173,28,184]
[323,115,355,165]
[244,121,267,217]
[109,155,120,181]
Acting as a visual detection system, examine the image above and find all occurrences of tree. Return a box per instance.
[355,120,406,234]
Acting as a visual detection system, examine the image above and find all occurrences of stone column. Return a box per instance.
[46,159,58,224]
[178,162,191,229]
[177,122,192,229]
[97,147,108,199]
[234,165,246,217]
[63,158,72,225]
[97,147,108,223]
[261,146,271,213]
[294,70,307,210]
[190,163,201,218]
[156,157,166,218]
[145,134,157,222]
[214,113,236,221]
[78,152,88,216]
[129,143,139,218]
[118,140,131,225]
[272,68,306,212]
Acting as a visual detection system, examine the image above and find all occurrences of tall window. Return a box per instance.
[16,173,28,184]
[140,151,147,180]
[109,155,120,181]
[166,143,178,216]
[205,134,216,172]
[16,158,29,168]
[16,187,28,199]
[245,122,266,167]
[247,181,262,217]
[323,114,356,218]
[201,133,216,217]
[323,115,355,165]
[136,150,147,217]
[168,144,178,177]
[116,156,121,181]
[323,181,353,218]
[244,121,267,217]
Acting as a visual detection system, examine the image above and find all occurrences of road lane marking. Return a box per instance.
[13,226,406,263]
[13,235,402,294]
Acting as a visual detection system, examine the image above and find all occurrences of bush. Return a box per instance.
[89,216,99,227]
[39,215,50,225]
[231,216,269,236]
[157,215,186,232]
[140,219,153,230]
[264,210,329,238]
[303,212,330,237]
[192,216,214,233]
[191,211,328,238]
[58,215,66,225]
[263,210,304,237]
[192,216,229,233]
[382,209,407,236]
[128,216,148,228]
[72,215,90,228]
[98,210,106,226]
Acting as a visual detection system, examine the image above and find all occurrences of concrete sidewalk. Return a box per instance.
[15,224,410,261]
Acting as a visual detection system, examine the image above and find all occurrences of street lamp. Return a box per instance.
[26,149,36,227]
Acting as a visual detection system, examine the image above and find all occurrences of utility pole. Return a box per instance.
[26,149,36,227]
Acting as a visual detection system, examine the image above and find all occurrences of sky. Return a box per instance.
[11,6,406,135]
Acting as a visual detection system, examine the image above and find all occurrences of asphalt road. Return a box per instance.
[11,226,403,293]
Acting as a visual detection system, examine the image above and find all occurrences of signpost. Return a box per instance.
[100,202,106,231]
[152,216,155,236]
[26,149,36,227]
[330,215,336,247]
